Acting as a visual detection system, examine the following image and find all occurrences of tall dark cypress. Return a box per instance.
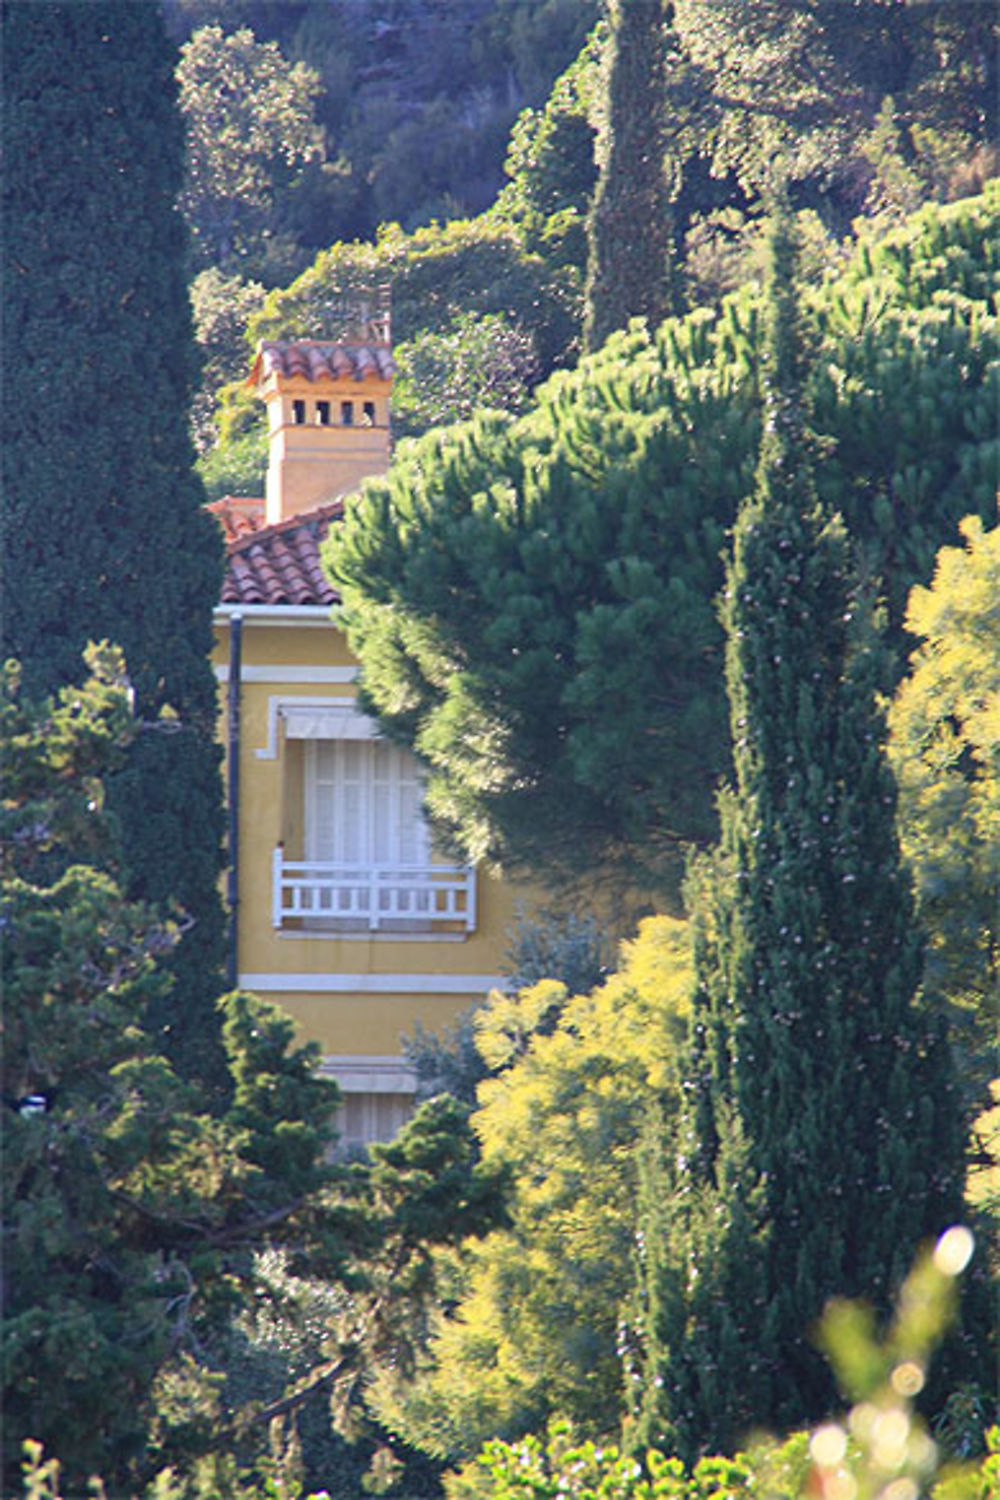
[634,197,966,1456]
[2,1,228,1090]
[583,0,678,352]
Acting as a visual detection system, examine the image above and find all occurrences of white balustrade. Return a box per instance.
[272,846,476,932]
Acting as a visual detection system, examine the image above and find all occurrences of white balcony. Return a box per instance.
[272,846,477,933]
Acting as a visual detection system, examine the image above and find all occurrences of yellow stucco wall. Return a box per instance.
[213,613,535,1062]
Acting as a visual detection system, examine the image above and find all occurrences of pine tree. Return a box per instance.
[327,190,998,899]
[637,197,967,1456]
[584,0,679,351]
[0,649,344,1492]
[2,1,227,1089]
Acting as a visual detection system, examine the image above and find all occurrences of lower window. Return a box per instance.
[335,1091,415,1158]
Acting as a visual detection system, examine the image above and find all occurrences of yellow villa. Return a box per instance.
[211,319,528,1152]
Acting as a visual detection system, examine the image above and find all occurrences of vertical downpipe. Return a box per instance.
[226,613,243,991]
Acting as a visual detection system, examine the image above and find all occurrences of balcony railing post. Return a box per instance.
[465,866,476,932]
[272,844,283,928]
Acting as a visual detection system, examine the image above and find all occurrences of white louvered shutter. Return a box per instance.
[306,740,429,919]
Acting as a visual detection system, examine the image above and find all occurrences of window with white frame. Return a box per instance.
[306,738,429,871]
[271,701,477,932]
[302,739,431,927]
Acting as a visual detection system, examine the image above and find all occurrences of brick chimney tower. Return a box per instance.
[249,325,394,525]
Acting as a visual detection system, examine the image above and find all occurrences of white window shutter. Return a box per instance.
[306,742,337,863]
[306,740,429,872]
[340,741,365,865]
[371,744,394,866]
[397,752,427,866]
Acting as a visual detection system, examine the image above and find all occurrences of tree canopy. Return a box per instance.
[2,645,513,1494]
[0,648,346,1493]
[2,0,229,1089]
[324,188,999,895]
[632,198,969,1459]
[392,312,540,442]
[250,214,580,379]
[164,0,600,260]
[367,916,693,1462]
[888,514,1000,1097]
[178,24,324,276]
[583,0,678,351]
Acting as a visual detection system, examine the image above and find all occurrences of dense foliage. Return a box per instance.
[392,312,541,442]
[670,1,996,216]
[888,515,1000,1102]
[178,23,324,276]
[490,31,601,285]
[6,7,998,1490]
[166,0,599,272]
[2,648,513,1494]
[172,0,996,304]
[0,649,347,1493]
[631,203,968,1457]
[1,0,228,1089]
[405,906,611,1108]
[14,1235,996,1500]
[250,215,580,380]
[197,212,583,493]
[191,2,996,462]
[369,917,693,1460]
[325,188,998,895]
[584,0,678,350]
[449,1232,989,1500]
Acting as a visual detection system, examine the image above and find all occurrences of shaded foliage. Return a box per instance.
[405,906,611,1108]
[165,0,600,252]
[584,0,679,350]
[632,199,969,1459]
[2,0,228,1091]
[1,650,347,1495]
[393,313,540,442]
[325,190,998,894]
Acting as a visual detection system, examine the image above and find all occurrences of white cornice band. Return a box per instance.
[214,665,358,684]
[239,972,505,995]
[214,605,337,627]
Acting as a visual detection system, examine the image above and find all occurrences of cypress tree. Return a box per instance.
[636,197,967,1455]
[2,1,228,1090]
[584,0,679,351]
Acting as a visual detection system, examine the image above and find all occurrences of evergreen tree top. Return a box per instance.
[753,184,814,513]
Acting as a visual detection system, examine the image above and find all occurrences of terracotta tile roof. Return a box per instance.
[207,495,266,544]
[249,340,395,387]
[219,500,343,607]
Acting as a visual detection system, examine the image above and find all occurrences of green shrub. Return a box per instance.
[446,1229,994,1500]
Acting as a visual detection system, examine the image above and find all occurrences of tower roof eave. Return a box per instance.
[247,340,396,391]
